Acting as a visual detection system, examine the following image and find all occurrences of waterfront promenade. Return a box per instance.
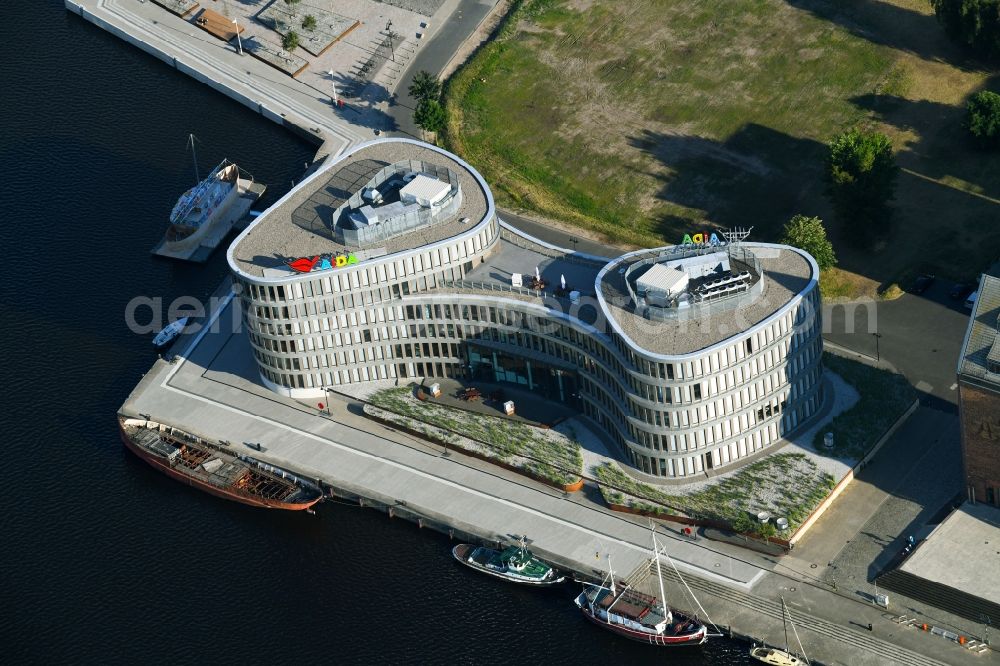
[66,0,374,157]
[120,285,987,666]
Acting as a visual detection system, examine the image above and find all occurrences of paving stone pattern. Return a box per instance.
[256,2,359,57]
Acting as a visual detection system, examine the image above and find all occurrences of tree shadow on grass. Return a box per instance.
[847,77,1000,277]
[783,0,981,68]
[628,124,828,244]
[851,73,1000,187]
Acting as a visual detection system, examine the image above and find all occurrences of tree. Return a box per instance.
[929,0,1000,60]
[282,31,300,52]
[283,0,302,15]
[966,90,1000,148]
[408,70,441,103]
[825,129,898,240]
[731,512,755,535]
[302,15,317,31]
[413,98,446,136]
[780,215,837,270]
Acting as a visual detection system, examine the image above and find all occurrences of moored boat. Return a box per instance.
[452,537,566,586]
[152,135,264,262]
[152,316,189,349]
[750,596,809,665]
[574,524,713,646]
[119,416,322,510]
[750,646,805,666]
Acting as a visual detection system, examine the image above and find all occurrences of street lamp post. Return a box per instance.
[320,385,331,416]
[872,332,882,363]
[570,238,578,253]
[386,20,395,62]
[326,69,339,106]
[232,18,243,55]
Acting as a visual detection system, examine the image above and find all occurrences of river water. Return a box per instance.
[0,3,752,663]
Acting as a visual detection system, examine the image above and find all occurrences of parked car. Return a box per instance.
[950,282,976,300]
[911,274,936,294]
[965,289,979,310]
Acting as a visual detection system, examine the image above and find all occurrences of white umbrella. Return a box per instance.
[535,266,540,280]
[561,274,566,289]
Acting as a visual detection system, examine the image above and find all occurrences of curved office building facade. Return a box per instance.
[227,138,824,479]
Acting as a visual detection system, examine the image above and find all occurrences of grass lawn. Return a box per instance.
[367,387,583,485]
[594,453,837,535]
[812,352,916,459]
[445,0,1000,291]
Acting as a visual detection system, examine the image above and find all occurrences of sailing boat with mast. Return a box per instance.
[750,596,809,665]
[152,134,265,262]
[573,524,712,646]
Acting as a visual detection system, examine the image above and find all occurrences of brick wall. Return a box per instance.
[958,382,1000,505]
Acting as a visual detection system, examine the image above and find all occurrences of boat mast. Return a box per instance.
[187,133,200,183]
[651,522,669,621]
[781,595,789,654]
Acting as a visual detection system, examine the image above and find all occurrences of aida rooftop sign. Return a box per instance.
[287,253,359,273]
[680,232,726,246]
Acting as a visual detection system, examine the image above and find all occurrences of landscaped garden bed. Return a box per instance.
[365,387,583,489]
[594,453,837,540]
[812,352,916,459]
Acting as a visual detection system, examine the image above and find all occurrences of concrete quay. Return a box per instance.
[120,283,990,666]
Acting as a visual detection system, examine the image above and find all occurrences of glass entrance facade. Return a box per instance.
[467,344,580,407]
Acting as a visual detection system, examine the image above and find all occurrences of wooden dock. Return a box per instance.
[193,8,244,43]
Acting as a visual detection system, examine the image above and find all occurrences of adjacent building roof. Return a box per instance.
[958,275,1000,386]
[899,502,1000,607]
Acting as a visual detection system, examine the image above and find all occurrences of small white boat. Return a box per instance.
[152,317,189,349]
[750,596,809,665]
[750,646,805,666]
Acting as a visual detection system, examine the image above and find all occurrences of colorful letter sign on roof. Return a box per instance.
[287,253,359,273]
[681,232,724,246]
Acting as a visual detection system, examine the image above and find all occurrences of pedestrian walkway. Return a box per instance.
[68,0,370,156]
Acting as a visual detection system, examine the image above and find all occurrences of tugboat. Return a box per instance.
[452,536,566,586]
[574,524,713,646]
[750,596,809,665]
[119,415,322,510]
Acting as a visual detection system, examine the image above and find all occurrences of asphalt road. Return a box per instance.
[825,280,974,408]
[388,0,494,139]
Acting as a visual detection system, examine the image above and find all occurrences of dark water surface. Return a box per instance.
[0,3,751,663]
